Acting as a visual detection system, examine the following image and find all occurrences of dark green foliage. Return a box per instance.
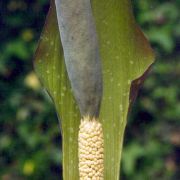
[0,0,179,179]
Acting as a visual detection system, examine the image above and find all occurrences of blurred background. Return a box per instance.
[0,0,179,179]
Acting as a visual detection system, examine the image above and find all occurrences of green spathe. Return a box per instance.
[34,0,154,179]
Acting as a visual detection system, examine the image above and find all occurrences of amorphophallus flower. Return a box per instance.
[34,0,155,179]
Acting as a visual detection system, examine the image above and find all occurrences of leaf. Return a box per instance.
[122,143,145,175]
[34,0,155,179]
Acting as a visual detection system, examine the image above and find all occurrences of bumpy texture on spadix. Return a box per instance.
[78,117,104,180]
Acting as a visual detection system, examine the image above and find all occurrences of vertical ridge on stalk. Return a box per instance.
[78,116,104,180]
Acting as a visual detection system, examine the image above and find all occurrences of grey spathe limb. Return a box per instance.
[55,0,103,117]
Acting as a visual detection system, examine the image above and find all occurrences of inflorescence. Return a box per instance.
[78,117,104,180]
